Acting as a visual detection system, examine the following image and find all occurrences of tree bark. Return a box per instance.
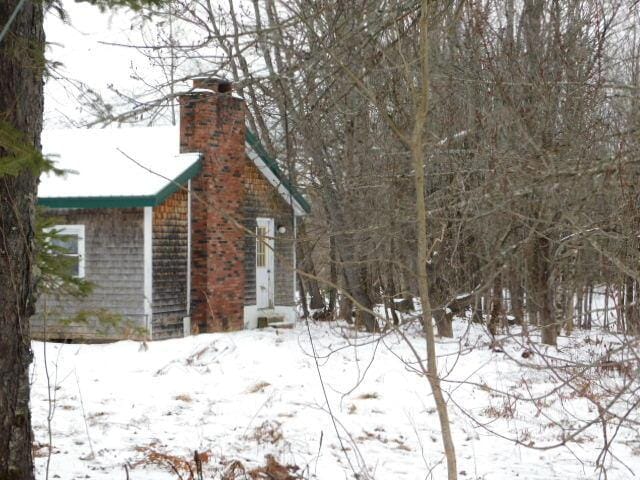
[0,1,44,478]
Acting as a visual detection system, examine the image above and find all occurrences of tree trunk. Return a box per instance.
[525,287,538,328]
[564,288,574,336]
[295,223,325,311]
[585,283,594,330]
[0,1,44,478]
[409,3,457,477]
[338,294,353,323]
[576,286,584,329]
[386,269,401,326]
[397,292,415,313]
[307,276,325,310]
[349,266,376,331]
[603,284,610,330]
[625,276,638,334]
[433,309,454,338]
[488,275,503,336]
[296,238,325,311]
[297,273,309,319]
[509,272,524,326]
[535,236,557,346]
[327,234,337,314]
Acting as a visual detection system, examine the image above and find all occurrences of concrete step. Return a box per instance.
[257,314,294,329]
[268,321,295,329]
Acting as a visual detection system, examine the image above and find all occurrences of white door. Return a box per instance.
[256,218,275,309]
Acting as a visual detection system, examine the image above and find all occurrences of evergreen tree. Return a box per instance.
[0,1,163,477]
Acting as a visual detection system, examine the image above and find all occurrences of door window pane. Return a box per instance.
[256,226,267,268]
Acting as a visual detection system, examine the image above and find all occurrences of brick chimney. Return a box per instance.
[180,78,246,332]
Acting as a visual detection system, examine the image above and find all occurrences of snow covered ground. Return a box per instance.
[31,319,640,479]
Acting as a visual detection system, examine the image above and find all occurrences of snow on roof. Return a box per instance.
[39,126,200,201]
[38,125,309,214]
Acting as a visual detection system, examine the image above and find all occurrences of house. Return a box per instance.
[33,78,310,341]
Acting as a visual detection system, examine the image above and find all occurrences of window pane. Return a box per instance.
[67,256,80,277]
[51,234,79,254]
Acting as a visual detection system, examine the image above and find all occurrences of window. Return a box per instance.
[47,225,85,278]
[256,226,267,268]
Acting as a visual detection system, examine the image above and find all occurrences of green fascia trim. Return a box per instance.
[39,195,156,209]
[152,157,202,206]
[38,157,202,209]
[245,130,311,213]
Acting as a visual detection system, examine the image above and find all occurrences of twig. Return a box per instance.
[303,316,370,479]
[75,369,96,459]
[194,450,203,480]
[0,0,28,45]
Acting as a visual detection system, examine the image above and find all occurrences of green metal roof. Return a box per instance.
[245,130,311,214]
[38,158,202,209]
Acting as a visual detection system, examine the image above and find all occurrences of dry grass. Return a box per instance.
[247,381,271,393]
[246,420,284,445]
[482,399,516,419]
[356,392,379,400]
[221,455,302,480]
[32,442,59,458]
[132,445,212,479]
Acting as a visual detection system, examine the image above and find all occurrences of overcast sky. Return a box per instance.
[44,2,150,127]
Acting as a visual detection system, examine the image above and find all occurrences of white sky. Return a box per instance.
[44,1,153,127]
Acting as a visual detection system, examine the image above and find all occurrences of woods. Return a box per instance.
[122,0,640,342]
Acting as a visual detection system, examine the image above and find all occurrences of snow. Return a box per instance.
[39,127,199,198]
[30,318,640,479]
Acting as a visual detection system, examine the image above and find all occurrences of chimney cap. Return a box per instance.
[192,76,233,93]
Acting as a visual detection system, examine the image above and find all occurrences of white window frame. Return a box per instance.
[46,224,86,278]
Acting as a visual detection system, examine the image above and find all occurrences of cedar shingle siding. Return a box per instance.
[32,208,146,341]
[152,189,189,339]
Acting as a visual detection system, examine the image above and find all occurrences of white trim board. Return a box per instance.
[293,215,297,301]
[186,179,192,316]
[143,206,153,339]
[46,224,86,279]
